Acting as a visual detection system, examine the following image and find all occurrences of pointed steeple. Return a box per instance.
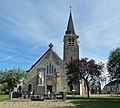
[65,7,75,35]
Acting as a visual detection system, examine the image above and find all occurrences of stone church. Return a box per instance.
[22,11,86,95]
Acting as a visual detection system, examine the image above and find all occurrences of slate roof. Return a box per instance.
[65,11,75,35]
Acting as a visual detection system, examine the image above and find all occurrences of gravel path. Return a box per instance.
[0,100,79,108]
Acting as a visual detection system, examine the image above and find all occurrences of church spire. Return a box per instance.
[65,7,75,35]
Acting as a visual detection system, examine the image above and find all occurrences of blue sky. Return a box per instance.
[0,0,120,71]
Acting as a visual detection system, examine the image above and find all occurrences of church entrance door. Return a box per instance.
[47,85,52,93]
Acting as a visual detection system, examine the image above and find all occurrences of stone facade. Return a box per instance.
[63,12,79,63]
[63,34,79,63]
[22,11,84,95]
[23,45,66,94]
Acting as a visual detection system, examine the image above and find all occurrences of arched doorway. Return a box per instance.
[18,86,22,92]
[46,79,53,93]
[28,84,32,98]
[28,84,32,92]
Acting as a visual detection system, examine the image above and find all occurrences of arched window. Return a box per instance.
[52,65,54,74]
[72,37,74,42]
[72,37,74,46]
[69,37,74,46]
[46,63,56,75]
[49,63,51,74]
[47,65,48,74]
[69,37,71,46]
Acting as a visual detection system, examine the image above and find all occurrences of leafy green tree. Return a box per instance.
[66,58,104,98]
[107,48,120,80]
[107,48,120,95]
[0,84,5,94]
[0,68,26,93]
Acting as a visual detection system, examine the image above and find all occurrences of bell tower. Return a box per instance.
[63,10,79,63]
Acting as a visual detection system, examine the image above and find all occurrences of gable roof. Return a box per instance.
[26,47,62,72]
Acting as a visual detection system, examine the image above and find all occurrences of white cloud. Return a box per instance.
[0,0,68,46]
[0,53,22,61]
[0,44,43,62]
[78,2,120,62]
[0,0,120,70]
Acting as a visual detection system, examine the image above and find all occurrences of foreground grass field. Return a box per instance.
[68,95,120,108]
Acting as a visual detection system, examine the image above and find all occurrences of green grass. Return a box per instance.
[0,95,9,101]
[0,94,120,108]
[67,95,120,108]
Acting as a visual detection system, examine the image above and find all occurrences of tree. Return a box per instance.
[107,48,120,80]
[66,58,104,98]
[107,48,120,95]
[0,68,26,93]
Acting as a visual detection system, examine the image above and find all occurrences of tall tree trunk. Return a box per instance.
[87,83,90,98]
[85,80,90,98]
[117,83,119,96]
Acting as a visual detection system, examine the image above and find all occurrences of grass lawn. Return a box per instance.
[0,94,120,108]
[0,95,9,101]
[67,95,120,108]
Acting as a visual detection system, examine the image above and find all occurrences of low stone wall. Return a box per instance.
[30,93,66,101]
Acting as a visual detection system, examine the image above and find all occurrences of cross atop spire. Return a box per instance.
[49,43,53,49]
[65,8,75,35]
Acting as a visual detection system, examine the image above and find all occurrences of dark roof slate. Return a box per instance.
[65,12,75,35]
